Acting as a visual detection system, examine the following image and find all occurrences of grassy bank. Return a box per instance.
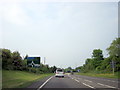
[0,70,2,90]
[2,70,53,88]
[76,71,120,79]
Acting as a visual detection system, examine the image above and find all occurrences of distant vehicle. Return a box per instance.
[66,71,71,73]
[55,69,64,78]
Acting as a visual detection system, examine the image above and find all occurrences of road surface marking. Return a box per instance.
[37,76,53,90]
[89,77,118,83]
[78,78,83,80]
[84,79,92,83]
[74,79,79,82]
[97,83,116,88]
[106,80,118,83]
[82,83,94,88]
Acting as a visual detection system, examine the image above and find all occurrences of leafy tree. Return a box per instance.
[85,58,95,71]
[50,66,57,73]
[1,49,13,69]
[92,49,104,69]
[100,57,112,72]
[24,54,28,60]
[67,67,72,70]
[107,38,120,71]
[12,51,22,70]
[107,38,120,57]
[92,49,104,60]
[21,59,27,70]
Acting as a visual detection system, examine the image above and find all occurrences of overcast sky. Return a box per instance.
[0,1,118,68]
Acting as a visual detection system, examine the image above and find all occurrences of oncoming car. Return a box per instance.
[55,69,64,78]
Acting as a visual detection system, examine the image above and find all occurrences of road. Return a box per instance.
[28,74,119,90]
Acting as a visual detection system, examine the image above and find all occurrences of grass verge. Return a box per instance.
[76,71,120,79]
[2,70,53,88]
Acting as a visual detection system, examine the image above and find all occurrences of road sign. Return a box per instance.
[27,57,40,67]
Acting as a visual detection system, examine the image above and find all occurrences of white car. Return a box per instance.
[55,69,64,77]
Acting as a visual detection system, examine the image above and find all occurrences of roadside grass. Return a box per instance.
[76,71,120,79]
[2,70,54,88]
[0,70,2,89]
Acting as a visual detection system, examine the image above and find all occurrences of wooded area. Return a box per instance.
[75,38,120,73]
[0,38,120,74]
[0,49,57,73]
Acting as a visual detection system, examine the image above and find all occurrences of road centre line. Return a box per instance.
[97,83,116,88]
[84,79,92,83]
[70,76,95,89]
[37,76,53,90]
[73,76,117,89]
[82,83,94,89]
[74,79,79,82]
[88,77,118,83]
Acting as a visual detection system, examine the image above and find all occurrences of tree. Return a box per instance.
[107,38,120,57]
[51,66,57,73]
[21,59,27,70]
[107,38,120,71]
[89,49,104,71]
[24,54,28,60]
[92,49,104,60]
[100,57,112,72]
[12,51,22,70]
[85,58,95,71]
[1,49,13,69]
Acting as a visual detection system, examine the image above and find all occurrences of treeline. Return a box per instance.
[75,38,120,73]
[0,49,57,73]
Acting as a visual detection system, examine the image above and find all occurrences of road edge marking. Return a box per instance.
[82,82,94,88]
[97,83,116,88]
[37,76,53,90]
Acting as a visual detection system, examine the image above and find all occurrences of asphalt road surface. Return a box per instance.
[28,73,119,90]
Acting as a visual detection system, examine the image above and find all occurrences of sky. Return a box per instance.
[0,1,118,69]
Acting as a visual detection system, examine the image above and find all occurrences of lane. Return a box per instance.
[42,75,89,88]
[28,74,119,89]
[69,74,119,89]
[27,76,52,89]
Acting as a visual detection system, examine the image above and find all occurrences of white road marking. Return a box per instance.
[97,83,104,86]
[97,83,116,88]
[78,78,83,80]
[84,79,92,83]
[82,83,94,88]
[37,76,53,90]
[89,77,118,83]
[106,80,118,83]
[74,79,79,82]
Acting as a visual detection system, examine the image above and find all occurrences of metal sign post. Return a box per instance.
[112,60,115,75]
[110,60,115,75]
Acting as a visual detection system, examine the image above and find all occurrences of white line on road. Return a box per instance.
[37,76,53,90]
[74,79,79,82]
[97,83,116,88]
[82,83,94,88]
[84,79,92,83]
[89,77,119,83]
[78,78,82,79]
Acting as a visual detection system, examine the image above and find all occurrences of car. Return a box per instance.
[55,69,64,78]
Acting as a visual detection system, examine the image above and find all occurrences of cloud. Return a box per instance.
[0,0,119,3]
[1,2,118,68]
[2,3,31,25]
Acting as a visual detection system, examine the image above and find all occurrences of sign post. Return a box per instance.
[110,60,115,75]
